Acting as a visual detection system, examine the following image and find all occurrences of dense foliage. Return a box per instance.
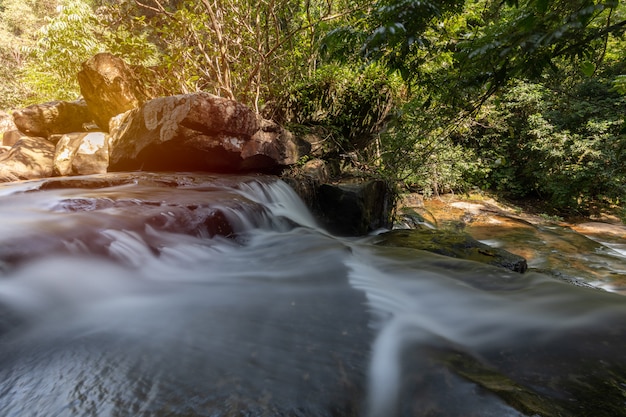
[0,0,624,216]
[457,77,626,213]
[276,63,399,155]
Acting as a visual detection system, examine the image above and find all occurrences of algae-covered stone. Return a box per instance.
[375,228,528,273]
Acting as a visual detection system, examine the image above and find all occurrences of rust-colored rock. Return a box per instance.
[571,222,626,239]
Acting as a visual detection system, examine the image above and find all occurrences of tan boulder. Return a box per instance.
[240,119,299,170]
[301,159,330,183]
[2,130,23,147]
[0,136,55,181]
[54,132,108,176]
[12,100,93,138]
[77,52,147,131]
[0,111,17,139]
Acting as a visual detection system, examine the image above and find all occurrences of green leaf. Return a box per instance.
[614,75,626,95]
[580,61,595,77]
[534,0,549,14]
[519,14,537,31]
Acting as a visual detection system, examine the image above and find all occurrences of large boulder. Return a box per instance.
[107,92,299,173]
[240,119,300,171]
[54,132,108,176]
[0,136,55,181]
[12,100,93,138]
[282,159,331,209]
[77,52,147,131]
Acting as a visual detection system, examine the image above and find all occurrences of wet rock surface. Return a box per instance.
[0,173,274,267]
[0,174,626,417]
[399,192,626,293]
[375,228,528,273]
[313,179,392,236]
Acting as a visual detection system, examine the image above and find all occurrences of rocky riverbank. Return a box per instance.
[397,192,626,294]
[4,52,624,282]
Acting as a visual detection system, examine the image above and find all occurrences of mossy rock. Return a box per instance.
[375,228,528,273]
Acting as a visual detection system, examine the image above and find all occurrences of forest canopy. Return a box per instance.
[0,0,624,217]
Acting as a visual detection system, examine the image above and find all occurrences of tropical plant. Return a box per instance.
[20,0,104,102]
[0,0,58,108]
[278,63,399,156]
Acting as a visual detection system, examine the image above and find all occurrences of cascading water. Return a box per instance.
[0,172,624,417]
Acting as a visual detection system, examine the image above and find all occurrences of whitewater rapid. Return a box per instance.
[0,172,624,417]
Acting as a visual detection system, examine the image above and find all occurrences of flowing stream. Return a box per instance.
[0,172,625,417]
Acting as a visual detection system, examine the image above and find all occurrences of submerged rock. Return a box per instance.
[0,173,284,266]
[0,172,625,417]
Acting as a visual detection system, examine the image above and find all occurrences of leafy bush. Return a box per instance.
[0,52,32,109]
[278,63,400,154]
[615,75,626,95]
[19,0,103,103]
[378,98,479,196]
[18,0,160,104]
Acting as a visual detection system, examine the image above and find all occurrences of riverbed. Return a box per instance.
[0,173,624,417]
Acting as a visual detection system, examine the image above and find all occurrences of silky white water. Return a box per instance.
[0,172,624,417]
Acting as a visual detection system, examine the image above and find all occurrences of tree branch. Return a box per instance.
[133,0,174,18]
[200,0,235,100]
